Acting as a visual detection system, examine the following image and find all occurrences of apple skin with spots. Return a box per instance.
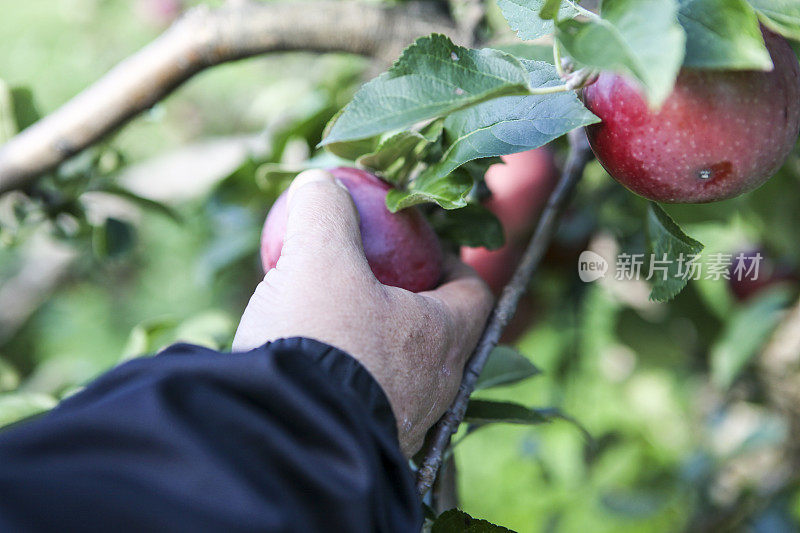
[261,167,443,293]
[582,27,800,204]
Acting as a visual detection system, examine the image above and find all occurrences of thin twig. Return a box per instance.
[0,0,457,193]
[415,129,594,497]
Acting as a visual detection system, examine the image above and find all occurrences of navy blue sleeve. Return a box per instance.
[0,338,421,532]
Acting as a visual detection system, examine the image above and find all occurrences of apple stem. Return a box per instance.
[553,41,566,78]
[415,128,595,498]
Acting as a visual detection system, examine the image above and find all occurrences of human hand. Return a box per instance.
[233,170,493,456]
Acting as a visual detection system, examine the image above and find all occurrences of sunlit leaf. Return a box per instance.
[417,60,597,186]
[679,0,772,70]
[747,0,800,40]
[0,392,56,428]
[556,0,685,107]
[0,358,19,393]
[120,317,179,361]
[498,0,581,40]
[0,80,17,144]
[321,34,533,145]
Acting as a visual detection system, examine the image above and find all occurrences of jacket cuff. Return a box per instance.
[262,337,399,440]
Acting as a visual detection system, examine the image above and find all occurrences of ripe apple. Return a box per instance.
[461,242,524,296]
[583,27,800,203]
[261,167,443,293]
[460,148,558,342]
[460,148,558,293]
[482,149,558,242]
[727,249,797,301]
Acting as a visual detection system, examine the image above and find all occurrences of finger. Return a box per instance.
[278,169,371,279]
[421,255,494,339]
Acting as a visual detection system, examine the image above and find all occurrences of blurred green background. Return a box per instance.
[1,1,800,532]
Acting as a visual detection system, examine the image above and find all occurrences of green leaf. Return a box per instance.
[0,392,57,428]
[357,131,435,186]
[556,0,686,107]
[97,184,183,223]
[9,86,40,130]
[417,59,597,187]
[431,202,506,249]
[92,217,136,258]
[120,317,179,361]
[645,203,704,302]
[321,34,533,145]
[0,358,19,392]
[386,169,473,211]
[464,400,554,425]
[491,43,555,63]
[678,0,773,70]
[0,80,17,144]
[747,0,800,40]
[174,311,235,350]
[497,0,581,40]
[711,288,792,389]
[254,164,301,190]
[431,509,515,532]
[321,108,381,160]
[475,346,542,390]
[540,0,565,20]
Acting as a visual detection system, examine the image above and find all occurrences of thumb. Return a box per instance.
[278,169,370,278]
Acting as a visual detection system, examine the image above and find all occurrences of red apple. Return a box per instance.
[461,243,524,296]
[460,148,558,342]
[460,148,558,294]
[727,249,798,301]
[582,27,800,203]
[482,148,558,242]
[261,167,443,293]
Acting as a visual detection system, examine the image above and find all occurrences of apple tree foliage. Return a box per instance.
[316,3,799,525]
[0,1,799,531]
[321,0,800,305]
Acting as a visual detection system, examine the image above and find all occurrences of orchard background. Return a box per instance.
[1,0,800,531]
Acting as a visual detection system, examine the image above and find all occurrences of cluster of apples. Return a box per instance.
[260,26,799,316]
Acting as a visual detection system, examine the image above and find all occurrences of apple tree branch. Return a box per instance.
[0,0,458,194]
[415,128,595,497]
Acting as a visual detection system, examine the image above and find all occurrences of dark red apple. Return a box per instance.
[583,27,800,203]
[261,167,443,293]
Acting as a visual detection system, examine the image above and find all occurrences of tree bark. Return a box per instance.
[0,0,458,193]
